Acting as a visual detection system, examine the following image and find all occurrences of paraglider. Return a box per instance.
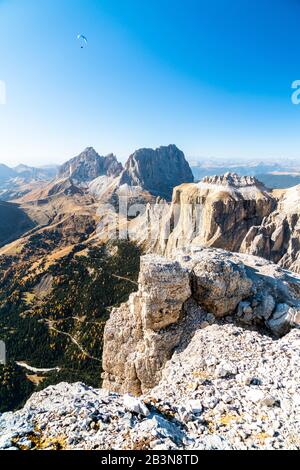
[77,34,88,49]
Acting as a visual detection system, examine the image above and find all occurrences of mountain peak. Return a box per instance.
[120,144,194,200]
[81,146,98,156]
[58,148,123,182]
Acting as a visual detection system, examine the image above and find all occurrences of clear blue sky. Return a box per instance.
[1,0,300,166]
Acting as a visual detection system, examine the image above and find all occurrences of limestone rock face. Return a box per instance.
[176,249,253,317]
[102,247,300,396]
[119,145,194,201]
[130,173,276,256]
[102,255,192,395]
[241,185,300,273]
[176,246,300,335]
[166,173,276,255]
[58,147,123,182]
[129,198,173,257]
[138,255,191,330]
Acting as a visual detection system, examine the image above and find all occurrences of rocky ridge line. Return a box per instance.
[201,172,266,188]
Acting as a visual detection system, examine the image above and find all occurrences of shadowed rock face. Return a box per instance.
[102,247,300,396]
[241,184,300,273]
[119,145,194,200]
[58,147,123,182]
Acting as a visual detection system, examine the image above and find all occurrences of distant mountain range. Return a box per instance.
[0,163,58,182]
[0,164,16,181]
[190,160,300,189]
[0,163,58,201]
[2,153,300,202]
[0,145,193,202]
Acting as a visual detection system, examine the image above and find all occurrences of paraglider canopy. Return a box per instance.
[77,34,88,49]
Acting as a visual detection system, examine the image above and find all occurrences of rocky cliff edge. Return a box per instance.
[102,247,300,395]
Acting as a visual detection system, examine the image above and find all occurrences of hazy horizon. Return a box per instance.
[2,0,300,166]
[2,145,300,170]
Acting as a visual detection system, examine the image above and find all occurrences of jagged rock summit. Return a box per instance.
[56,145,194,203]
[201,172,269,192]
[58,147,123,182]
[120,144,194,200]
